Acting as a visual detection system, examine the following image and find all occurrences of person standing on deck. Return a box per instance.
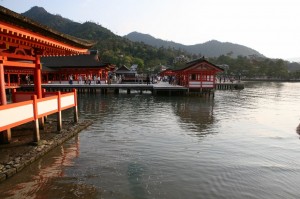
[25,74,30,85]
[146,74,150,85]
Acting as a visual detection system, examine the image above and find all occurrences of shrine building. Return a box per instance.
[174,58,224,90]
[0,6,95,143]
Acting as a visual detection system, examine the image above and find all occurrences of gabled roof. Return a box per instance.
[0,6,95,49]
[41,54,111,68]
[175,57,224,72]
[116,65,130,72]
[115,65,136,74]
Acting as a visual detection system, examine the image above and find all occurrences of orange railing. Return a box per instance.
[0,89,78,138]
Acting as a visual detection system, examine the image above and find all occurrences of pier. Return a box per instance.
[215,82,244,90]
[19,82,244,96]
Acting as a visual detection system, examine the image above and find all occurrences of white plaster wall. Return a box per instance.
[0,104,33,127]
[37,99,58,115]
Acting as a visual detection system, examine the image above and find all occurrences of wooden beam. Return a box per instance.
[3,60,35,68]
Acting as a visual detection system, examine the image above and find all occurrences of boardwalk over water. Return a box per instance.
[20,81,244,96]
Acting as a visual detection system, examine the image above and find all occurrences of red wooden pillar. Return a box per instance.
[0,60,11,144]
[34,56,44,129]
[0,61,6,105]
[34,56,42,99]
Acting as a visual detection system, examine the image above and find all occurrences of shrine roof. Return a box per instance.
[175,57,224,72]
[115,65,131,72]
[41,54,110,68]
[0,6,95,49]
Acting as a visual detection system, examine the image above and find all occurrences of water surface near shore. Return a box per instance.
[1,81,300,199]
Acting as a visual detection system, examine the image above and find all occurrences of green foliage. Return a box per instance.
[209,55,297,80]
[22,6,300,78]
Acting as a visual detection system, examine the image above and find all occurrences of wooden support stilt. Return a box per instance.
[33,119,40,142]
[73,89,78,123]
[32,95,40,143]
[0,129,11,144]
[57,91,62,131]
[40,117,45,130]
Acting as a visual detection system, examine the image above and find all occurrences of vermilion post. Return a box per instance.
[34,56,42,99]
[0,61,11,144]
[34,56,44,129]
[42,88,48,122]
[0,62,6,105]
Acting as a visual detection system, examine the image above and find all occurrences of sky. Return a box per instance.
[1,0,299,60]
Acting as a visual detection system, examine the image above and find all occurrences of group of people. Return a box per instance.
[66,73,162,85]
[69,75,102,85]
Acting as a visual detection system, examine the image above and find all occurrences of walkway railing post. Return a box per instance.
[57,91,62,131]
[73,89,78,123]
[42,89,47,122]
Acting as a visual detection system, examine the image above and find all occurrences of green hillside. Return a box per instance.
[22,6,190,72]
[22,6,300,79]
[125,32,265,58]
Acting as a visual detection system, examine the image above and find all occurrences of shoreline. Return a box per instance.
[242,79,300,82]
[0,119,93,183]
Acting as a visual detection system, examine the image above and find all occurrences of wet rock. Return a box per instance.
[0,119,93,182]
[4,167,17,178]
[15,163,25,172]
[7,161,14,165]
[14,157,21,164]
[0,173,6,182]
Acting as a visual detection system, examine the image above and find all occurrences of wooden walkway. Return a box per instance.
[20,81,244,96]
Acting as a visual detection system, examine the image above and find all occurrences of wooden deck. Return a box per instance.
[19,81,244,96]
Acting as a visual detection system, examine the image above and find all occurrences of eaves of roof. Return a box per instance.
[0,6,96,49]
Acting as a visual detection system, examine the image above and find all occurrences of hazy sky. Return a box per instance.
[1,0,299,60]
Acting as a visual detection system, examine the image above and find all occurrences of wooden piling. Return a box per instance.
[57,91,62,131]
[32,95,40,142]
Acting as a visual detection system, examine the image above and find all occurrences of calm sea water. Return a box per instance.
[1,81,300,199]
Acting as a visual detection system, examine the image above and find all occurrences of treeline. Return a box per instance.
[208,55,300,80]
[22,7,300,79]
[66,22,300,79]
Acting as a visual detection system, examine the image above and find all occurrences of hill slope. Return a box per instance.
[22,6,117,42]
[21,6,190,68]
[125,32,265,58]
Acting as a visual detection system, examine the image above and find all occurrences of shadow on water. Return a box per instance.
[296,123,300,137]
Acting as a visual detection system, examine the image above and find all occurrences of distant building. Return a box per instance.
[174,57,224,89]
[41,51,115,83]
[173,55,189,64]
[115,65,137,82]
[130,64,138,71]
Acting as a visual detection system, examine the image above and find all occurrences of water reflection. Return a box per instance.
[1,136,99,199]
[2,82,300,199]
[172,97,215,137]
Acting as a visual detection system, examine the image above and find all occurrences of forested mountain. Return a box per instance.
[22,6,190,71]
[125,32,265,58]
[21,6,300,78]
